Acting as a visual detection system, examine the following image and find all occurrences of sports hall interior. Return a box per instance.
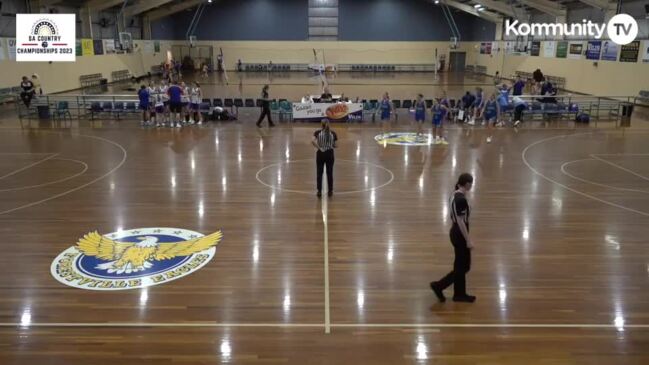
[0,0,648,364]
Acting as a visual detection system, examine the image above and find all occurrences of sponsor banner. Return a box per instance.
[619,40,640,62]
[586,41,602,60]
[556,41,568,58]
[642,40,649,63]
[16,14,75,61]
[93,39,103,55]
[542,41,556,58]
[81,38,94,56]
[103,39,116,54]
[530,41,540,56]
[292,103,363,122]
[8,38,17,60]
[601,40,618,61]
[568,42,583,59]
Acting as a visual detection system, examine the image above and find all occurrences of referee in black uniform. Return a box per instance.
[430,173,476,303]
[312,119,337,198]
[256,84,275,127]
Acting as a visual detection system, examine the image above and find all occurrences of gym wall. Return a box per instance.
[471,43,649,97]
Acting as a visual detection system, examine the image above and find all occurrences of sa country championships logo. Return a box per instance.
[375,132,434,146]
[16,14,75,61]
[51,228,222,291]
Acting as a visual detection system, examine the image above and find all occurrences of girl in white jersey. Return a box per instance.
[159,81,171,127]
[190,82,203,125]
[152,83,165,127]
[180,82,190,124]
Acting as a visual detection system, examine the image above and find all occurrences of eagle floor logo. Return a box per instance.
[16,14,75,61]
[51,228,222,290]
[375,132,434,146]
[505,13,638,46]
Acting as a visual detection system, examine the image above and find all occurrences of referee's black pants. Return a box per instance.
[514,104,525,122]
[256,106,273,126]
[437,226,471,297]
[316,149,334,193]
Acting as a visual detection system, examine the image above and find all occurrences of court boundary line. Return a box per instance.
[0,158,88,192]
[0,153,58,181]
[0,132,127,216]
[560,159,649,194]
[589,154,649,182]
[1,322,648,329]
[256,159,394,195]
[521,131,649,217]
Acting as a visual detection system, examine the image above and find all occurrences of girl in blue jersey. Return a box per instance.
[137,85,150,126]
[468,87,484,125]
[482,93,500,144]
[496,83,511,126]
[414,94,426,136]
[431,98,448,145]
[379,92,393,123]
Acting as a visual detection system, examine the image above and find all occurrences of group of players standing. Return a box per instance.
[375,74,530,144]
[137,80,204,128]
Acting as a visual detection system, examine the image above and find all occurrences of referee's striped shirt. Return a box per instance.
[449,191,470,230]
[314,129,337,152]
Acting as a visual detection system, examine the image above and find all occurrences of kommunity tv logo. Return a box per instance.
[505,13,638,45]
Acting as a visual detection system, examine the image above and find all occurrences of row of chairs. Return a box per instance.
[243,64,292,72]
[351,65,396,72]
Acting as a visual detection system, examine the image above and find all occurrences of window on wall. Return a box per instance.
[308,0,338,41]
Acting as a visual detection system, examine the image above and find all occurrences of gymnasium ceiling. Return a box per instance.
[38,0,620,22]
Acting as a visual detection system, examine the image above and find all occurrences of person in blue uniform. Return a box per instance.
[414,94,426,136]
[379,92,393,123]
[512,75,525,96]
[137,85,150,126]
[431,98,448,145]
[482,93,500,144]
[468,87,484,125]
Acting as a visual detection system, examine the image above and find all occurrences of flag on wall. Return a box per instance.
[568,42,583,60]
[642,41,649,63]
[93,40,103,55]
[154,41,160,53]
[585,41,601,60]
[619,41,640,63]
[8,38,16,60]
[556,41,568,58]
[600,40,618,61]
[81,39,94,56]
[103,39,115,54]
[542,41,556,58]
[75,39,82,56]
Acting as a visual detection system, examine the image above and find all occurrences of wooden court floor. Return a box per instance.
[1,76,649,364]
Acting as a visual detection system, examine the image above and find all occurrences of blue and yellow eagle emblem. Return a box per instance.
[76,230,222,274]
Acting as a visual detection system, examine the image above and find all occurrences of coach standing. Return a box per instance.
[312,119,337,198]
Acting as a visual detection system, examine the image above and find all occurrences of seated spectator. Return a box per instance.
[533,68,544,83]
[320,87,333,102]
[19,76,35,107]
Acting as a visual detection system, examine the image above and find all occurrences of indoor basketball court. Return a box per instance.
[0,0,648,364]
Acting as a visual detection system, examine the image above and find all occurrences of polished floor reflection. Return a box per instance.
[1,80,649,363]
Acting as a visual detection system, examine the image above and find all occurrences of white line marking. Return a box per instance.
[322,172,331,334]
[0,153,58,180]
[590,154,649,182]
[256,159,394,195]
[0,322,647,329]
[591,153,649,156]
[521,132,649,217]
[0,133,127,216]
[560,159,649,194]
[0,158,88,192]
